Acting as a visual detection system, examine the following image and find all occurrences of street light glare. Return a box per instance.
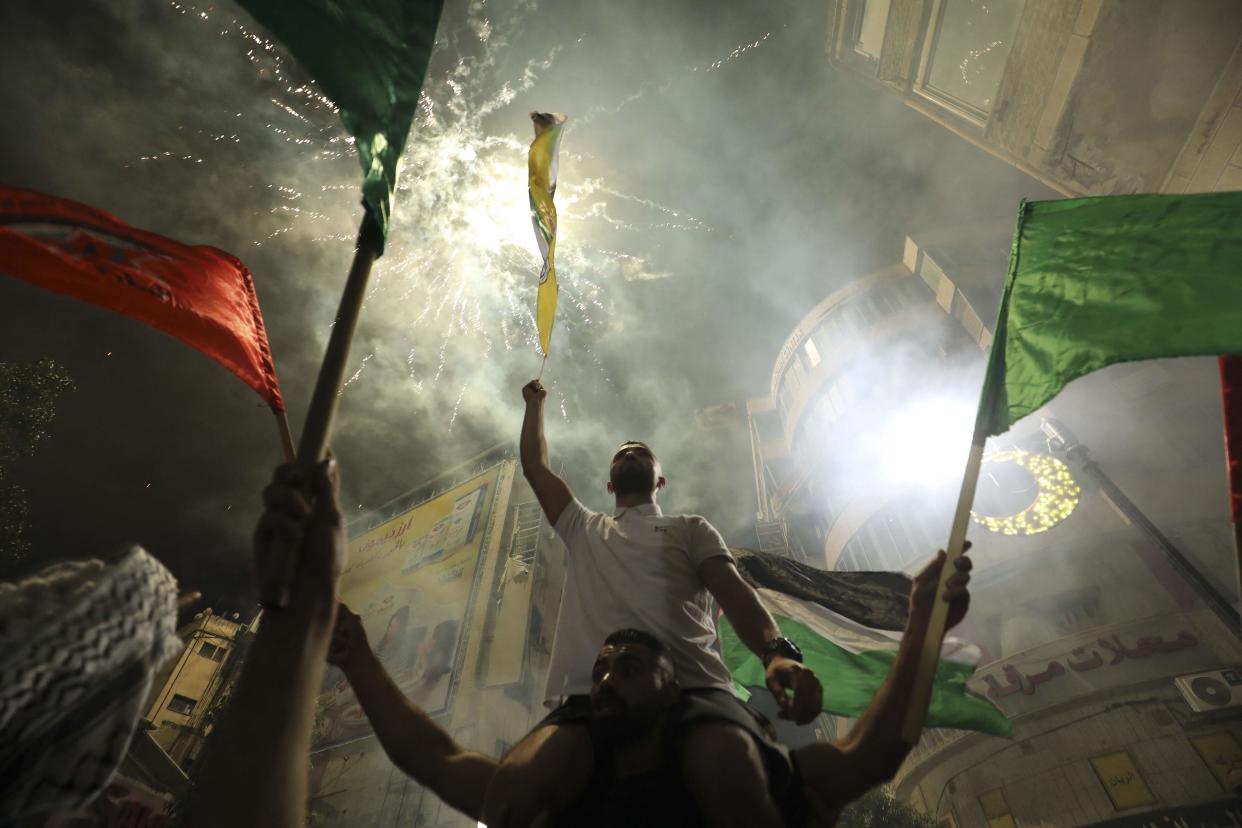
[881,400,974,487]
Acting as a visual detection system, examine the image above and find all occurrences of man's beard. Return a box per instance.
[590,696,661,748]
[610,464,656,497]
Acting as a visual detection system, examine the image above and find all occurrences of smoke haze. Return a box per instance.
[1,0,1061,610]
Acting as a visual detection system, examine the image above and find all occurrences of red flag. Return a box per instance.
[0,186,284,411]
[1220,356,1242,522]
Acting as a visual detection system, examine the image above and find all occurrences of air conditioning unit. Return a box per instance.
[1175,668,1242,713]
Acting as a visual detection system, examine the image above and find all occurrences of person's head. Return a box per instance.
[589,629,680,746]
[607,441,666,501]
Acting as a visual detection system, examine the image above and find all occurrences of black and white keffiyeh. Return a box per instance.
[0,546,181,823]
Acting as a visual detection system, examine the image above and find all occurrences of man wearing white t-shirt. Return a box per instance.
[478,379,824,828]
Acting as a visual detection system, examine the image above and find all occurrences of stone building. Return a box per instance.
[824,0,1242,198]
[793,3,1242,823]
[747,223,1242,825]
[145,607,253,773]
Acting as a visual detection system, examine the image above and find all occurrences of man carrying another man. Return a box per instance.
[479,378,827,827]
[327,542,975,826]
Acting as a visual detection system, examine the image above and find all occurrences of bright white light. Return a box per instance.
[881,400,975,487]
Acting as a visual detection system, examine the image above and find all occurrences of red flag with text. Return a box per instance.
[0,186,284,411]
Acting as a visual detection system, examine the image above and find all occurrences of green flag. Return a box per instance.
[979,191,1242,436]
[235,0,446,252]
[723,548,1010,736]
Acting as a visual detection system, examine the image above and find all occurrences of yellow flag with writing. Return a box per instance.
[528,112,566,357]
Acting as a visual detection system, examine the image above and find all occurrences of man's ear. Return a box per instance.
[607,480,615,494]
[656,475,667,491]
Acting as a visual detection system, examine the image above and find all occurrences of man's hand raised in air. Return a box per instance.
[519,378,572,525]
[522,378,547,405]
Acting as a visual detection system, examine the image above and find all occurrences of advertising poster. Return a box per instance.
[312,466,501,751]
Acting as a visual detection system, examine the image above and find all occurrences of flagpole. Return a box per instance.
[1234,521,1242,625]
[1218,356,1242,617]
[273,408,296,462]
[258,208,382,609]
[901,434,986,744]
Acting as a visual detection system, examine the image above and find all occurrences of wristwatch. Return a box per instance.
[762,636,803,666]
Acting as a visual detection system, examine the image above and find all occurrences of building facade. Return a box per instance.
[747,225,1242,825]
[824,0,1242,198]
[145,608,253,773]
[305,453,565,828]
[788,4,1242,823]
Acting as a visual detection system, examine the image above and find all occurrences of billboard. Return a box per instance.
[312,465,502,750]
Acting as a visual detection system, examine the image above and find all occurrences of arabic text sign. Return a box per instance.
[311,466,501,750]
[1089,751,1156,811]
[966,610,1232,717]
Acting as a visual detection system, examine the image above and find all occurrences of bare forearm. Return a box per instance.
[796,625,921,810]
[838,622,921,777]
[725,589,781,656]
[184,602,335,827]
[520,402,550,473]
[344,649,458,782]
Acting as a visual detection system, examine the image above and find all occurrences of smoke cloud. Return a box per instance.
[0,0,1061,611]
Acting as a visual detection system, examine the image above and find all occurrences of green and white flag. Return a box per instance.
[720,549,1011,736]
[234,0,446,252]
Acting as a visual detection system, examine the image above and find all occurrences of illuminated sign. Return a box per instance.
[970,450,1079,536]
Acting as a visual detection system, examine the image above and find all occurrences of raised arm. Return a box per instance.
[328,605,495,819]
[794,548,974,814]
[520,379,573,524]
[699,555,823,725]
[183,459,344,828]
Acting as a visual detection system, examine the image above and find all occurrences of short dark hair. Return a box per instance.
[603,629,676,682]
[604,628,667,655]
[613,441,657,463]
[619,441,653,451]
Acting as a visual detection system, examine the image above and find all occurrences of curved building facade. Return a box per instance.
[748,229,1242,827]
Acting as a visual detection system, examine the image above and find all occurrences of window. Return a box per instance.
[167,694,197,716]
[851,0,892,60]
[803,338,822,369]
[919,0,1024,120]
[198,642,225,662]
[1090,750,1156,811]
[977,787,1016,828]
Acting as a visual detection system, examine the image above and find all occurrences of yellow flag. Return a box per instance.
[528,112,566,357]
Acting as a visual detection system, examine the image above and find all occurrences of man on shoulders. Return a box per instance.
[328,548,975,828]
[480,379,825,828]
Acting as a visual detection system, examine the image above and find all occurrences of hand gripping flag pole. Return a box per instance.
[257,210,382,608]
[903,191,1242,742]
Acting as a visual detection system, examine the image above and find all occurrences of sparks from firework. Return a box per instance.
[150,0,770,430]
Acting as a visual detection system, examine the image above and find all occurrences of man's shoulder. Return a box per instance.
[665,513,720,531]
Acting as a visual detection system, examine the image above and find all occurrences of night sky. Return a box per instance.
[0,0,1053,612]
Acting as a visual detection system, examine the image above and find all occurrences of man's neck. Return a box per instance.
[614,492,657,509]
[611,726,665,778]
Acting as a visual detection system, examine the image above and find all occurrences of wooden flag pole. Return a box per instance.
[258,208,382,609]
[273,408,296,462]
[900,435,987,744]
[1231,521,1242,628]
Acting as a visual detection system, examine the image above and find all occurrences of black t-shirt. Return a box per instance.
[553,761,811,827]
[554,765,705,828]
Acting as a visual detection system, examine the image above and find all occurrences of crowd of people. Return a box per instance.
[177,379,974,827]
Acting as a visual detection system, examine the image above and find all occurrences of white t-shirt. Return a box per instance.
[543,499,738,706]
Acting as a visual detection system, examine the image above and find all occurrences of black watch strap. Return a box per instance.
[762,635,803,665]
